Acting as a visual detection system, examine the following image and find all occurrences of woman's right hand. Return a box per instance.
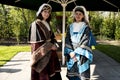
[40,47,45,56]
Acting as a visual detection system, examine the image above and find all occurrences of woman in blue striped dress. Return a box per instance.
[64,6,96,80]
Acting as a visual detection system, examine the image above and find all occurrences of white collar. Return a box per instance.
[73,22,85,32]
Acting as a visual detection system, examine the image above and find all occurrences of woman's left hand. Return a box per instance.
[51,45,57,50]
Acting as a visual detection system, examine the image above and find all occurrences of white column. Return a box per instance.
[50,0,76,65]
[61,3,67,65]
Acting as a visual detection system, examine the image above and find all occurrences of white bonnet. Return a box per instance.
[72,6,89,23]
[36,3,52,16]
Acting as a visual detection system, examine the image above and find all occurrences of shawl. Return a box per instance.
[28,19,51,43]
[29,19,54,73]
[64,22,96,75]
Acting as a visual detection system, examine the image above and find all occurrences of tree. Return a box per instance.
[115,12,120,40]
[89,11,103,36]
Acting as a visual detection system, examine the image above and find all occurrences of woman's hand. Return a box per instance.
[40,47,45,56]
[51,45,57,50]
[70,52,77,62]
[70,52,75,58]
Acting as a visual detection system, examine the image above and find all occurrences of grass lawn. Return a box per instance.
[0,43,120,67]
[96,44,120,63]
[0,45,30,66]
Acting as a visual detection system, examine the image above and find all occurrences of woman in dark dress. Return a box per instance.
[28,3,62,80]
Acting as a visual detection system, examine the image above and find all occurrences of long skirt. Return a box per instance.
[66,56,90,80]
[31,43,62,80]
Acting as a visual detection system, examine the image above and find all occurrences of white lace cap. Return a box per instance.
[71,6,89,23]
[36,3,52,16]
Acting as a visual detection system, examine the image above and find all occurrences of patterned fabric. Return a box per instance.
[31,47,62,80]
[64,22,96,80]
[29,20,62,80]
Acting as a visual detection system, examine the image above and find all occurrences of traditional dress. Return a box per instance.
[64,22,96,80]
[28,19,62,80]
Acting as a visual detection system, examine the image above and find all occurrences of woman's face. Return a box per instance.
[74,11,84,22]
[41,9,51,20]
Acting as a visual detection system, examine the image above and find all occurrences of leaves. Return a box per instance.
[0,4,36,44]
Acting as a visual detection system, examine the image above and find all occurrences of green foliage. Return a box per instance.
[115,15,120,40]
[101,18,115,39]
[50,12,58,33]
[0,4,36,44]
[90,11,119,40]
[0,5,14,39]
[89,11,103,35]
[51,12,72,33]
[0,4,120,43]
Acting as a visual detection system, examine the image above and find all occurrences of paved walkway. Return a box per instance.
[0,50,120,80]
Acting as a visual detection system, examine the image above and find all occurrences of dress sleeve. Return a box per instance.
[80,27,97,47]
[76,26,96,52]
[64,25,74,55]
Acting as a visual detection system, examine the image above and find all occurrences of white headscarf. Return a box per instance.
[72,6,89,23]
[36,3,52,16]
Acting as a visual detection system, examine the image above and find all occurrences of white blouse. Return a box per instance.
[73,22,85,32]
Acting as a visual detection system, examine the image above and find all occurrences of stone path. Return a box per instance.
[0,50,120,80]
